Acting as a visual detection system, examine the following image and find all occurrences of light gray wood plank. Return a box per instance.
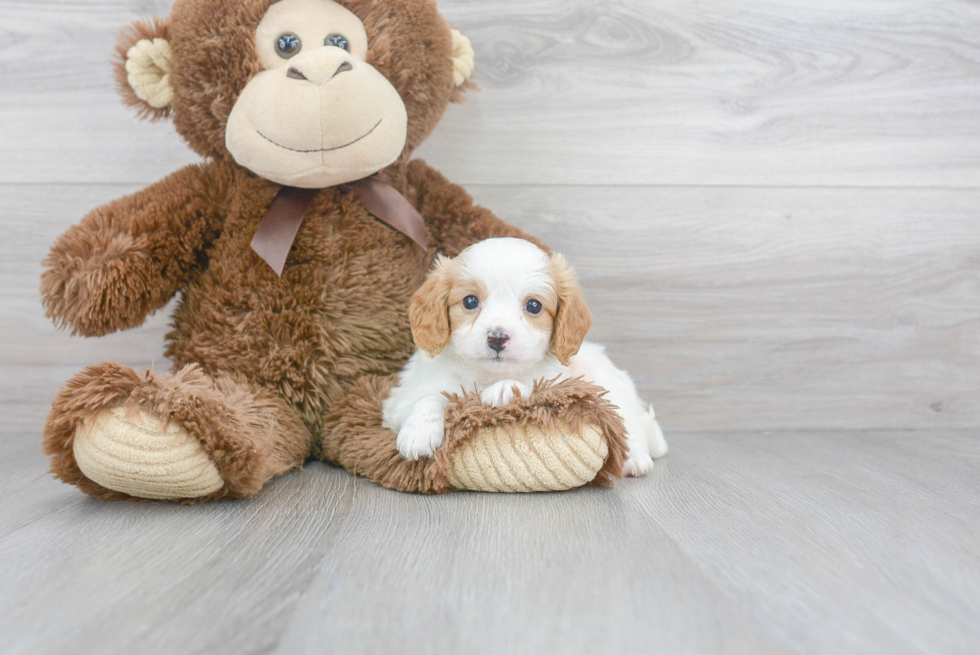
[466,184,980,432]
[2,1,980,186]
[275,431,980,655]
[6,183,977,432]
[0,0,197,184]
[419,0,980,187]
[274,475,789,655]
[3,426,977,654]
[0,476,360,655]
[643,431,980,655]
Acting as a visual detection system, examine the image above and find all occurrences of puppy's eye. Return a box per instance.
[325,33,349,51]
[462,295,480,310]
[525,299,543,315]
[276,33,302,58]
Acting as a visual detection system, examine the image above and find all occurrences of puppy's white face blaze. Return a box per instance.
[443,239,557,371]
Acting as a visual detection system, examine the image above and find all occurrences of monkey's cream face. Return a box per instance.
[225,0,409,188]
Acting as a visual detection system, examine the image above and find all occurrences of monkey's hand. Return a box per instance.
[41,164,223,336]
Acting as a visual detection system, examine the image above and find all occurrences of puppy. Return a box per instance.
[382,238,668,476]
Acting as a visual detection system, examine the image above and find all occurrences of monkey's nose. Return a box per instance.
[487,330,510,353]
[286,60,353,84]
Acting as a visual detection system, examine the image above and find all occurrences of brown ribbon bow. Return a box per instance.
[250,177,428,276]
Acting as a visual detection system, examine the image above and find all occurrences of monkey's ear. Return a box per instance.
[449,29,476,102]
[409,256,455,356]
[450,30,475,87]
[550,253,593,366]
[114,17,173,120]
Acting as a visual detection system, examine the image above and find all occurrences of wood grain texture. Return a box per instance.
[419,0,980,187]
[6,183,978,432]
[466,184,980,432]
[2,0,980,185]
[2,410,978,654]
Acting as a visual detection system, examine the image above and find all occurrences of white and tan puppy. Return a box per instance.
[382,238,668,476]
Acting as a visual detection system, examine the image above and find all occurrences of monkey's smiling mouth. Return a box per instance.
[256,119,382,153]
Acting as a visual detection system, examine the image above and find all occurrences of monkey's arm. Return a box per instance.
[406,159,548,256]
[41,163,227,337]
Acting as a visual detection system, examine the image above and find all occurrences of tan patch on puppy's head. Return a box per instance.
[550,253,592,365]
[524,287,557,337]
[409,256,455,355]
[446,276,488,336]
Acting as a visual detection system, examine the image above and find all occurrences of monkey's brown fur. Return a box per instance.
[40,0,627,499]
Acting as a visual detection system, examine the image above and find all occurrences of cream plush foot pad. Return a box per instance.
[446,424,608,492]
[73,407,224,500]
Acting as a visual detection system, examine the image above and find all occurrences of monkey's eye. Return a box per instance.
[462,295,480,310]
[276,33,302,58]
[525,299,543,315]
[325,33,349,51]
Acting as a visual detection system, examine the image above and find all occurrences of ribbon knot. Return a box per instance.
[250,177,428,276]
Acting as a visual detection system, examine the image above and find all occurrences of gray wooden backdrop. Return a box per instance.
[1,1,978,654]
[3,0,979,432]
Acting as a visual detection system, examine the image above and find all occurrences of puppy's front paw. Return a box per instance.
[623,452,655,478]
[480,380,531,407]
[396,418,445,461]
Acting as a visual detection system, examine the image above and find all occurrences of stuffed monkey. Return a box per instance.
[41,0,627,500]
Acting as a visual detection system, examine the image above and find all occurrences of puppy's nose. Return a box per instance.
[487,330,510,353]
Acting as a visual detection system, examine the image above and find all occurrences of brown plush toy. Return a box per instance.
[40,0,628,501]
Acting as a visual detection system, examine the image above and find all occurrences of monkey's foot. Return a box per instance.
[44,362,311,501]
[323,375,629,494]
[73,406,223,500]
[444,421,609,492]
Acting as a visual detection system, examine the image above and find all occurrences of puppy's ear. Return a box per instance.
[410,255,455,355]
[551,254,592,365]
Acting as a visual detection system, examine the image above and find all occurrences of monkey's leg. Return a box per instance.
[319,374,629,494]
[43,363,311,501]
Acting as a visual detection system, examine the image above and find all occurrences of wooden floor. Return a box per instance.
[3,418,978,655]
[2,0,979,653]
